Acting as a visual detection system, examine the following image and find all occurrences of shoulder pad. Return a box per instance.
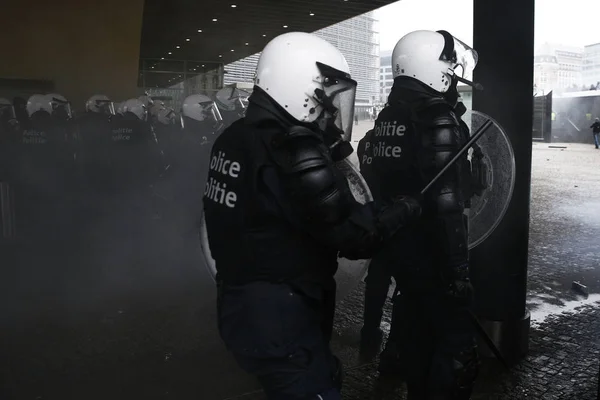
[431,111,460,128]
[265,125,331,175]
[271,125,323,149]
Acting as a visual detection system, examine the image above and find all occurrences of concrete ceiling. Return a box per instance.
[140,0,398,64]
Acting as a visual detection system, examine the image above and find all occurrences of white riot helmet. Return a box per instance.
[115,102,125,115]
[149,101,166,119]
[181,94,223,127]
[122,98,147,121]
[86,94,115,115]
[157,108,178,125]
[255,32,357,141]
[46,93,72,119]
[0,98,16,121]
[216,84,252,113]
[392,30,479,94]
[26,94,53,117]
[138,95,154,108]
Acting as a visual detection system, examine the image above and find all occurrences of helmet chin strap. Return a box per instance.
[453,75,484,91]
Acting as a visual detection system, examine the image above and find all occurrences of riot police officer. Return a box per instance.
[108,98,165,191]
[363,30,479,399]
[215,84,250,129]
[0,98,20,146]
[204,32,422,400]
[151,105,180,166]
[173,94,223,229]
[77,94,115,189]
[15,94,73,239]
[356,128,394,359]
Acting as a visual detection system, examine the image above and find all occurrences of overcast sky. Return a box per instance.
[376,0,600,52]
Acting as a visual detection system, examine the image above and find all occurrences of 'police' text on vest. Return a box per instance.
[204,150,241,208]
[362,121,406,165]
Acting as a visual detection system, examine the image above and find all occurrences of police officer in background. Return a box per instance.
[15,94,73,238]
[77,95,115,189]
[215,85,250,129]
[109,98,165,191]
[363,30,479,399]
[151,106,180,167]
[204,32,422,400]
[0,98,20,146]
[356,127,394,359]
[47,94,77,180]
[174,94,223,229]
[0,98,19,185]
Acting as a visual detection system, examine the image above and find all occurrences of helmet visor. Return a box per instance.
[158,108,177,125]
[438,31,479,81]
[200,101,223,125]
[316,62,357,142]
[50,96,72,119]
[96,100,115,115]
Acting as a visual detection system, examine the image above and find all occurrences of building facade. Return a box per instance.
[223,12,380,119]
[535,43,583,92]
[379,50,393,104]
[583,42,600,89]
[533,55,559,94]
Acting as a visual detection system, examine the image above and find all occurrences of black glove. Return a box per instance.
[376,195,422,239]
[443,263,474,306]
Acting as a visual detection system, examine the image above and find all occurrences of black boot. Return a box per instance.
[359,326,383,360]
[378,341,405,376]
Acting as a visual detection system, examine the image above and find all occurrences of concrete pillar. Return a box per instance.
[471,0,535,365]
[0,0,144,109]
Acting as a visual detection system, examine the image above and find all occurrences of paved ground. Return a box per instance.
[330,141,600,399]
[1,123,600,399]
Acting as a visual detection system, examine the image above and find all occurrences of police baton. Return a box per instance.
[419,117,511,370]
[420,119,493,196]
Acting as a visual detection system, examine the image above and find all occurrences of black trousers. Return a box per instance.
[363,257,393,332]
[217,281,340,400]
[388,291,479,400]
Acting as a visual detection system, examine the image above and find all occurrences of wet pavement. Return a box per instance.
[1,131,600,399]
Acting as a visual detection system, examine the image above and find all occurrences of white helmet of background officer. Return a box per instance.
[46,93,72,119]
[181,94,223,128]
[254,31,358,141]
[86,94,115,115]
[391,30,479,95]
[26,94,53,117]
[114,102,125,116]
[215,85,250,114]
[138,95,154,108]
[156,108,177,125]
[122,98,148,121]
[149,101,166,118]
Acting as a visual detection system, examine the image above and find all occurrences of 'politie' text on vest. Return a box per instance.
[204,150,241,208]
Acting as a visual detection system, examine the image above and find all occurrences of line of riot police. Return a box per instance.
[0,86,249,243]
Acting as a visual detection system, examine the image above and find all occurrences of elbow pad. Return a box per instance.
[419,107,469,264]
[269,126,355,224]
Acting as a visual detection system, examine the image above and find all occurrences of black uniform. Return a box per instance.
[364,77,478,399]
[76,112,113,189]
[153,120,181,167]
[356,129,394,356]
[14,111,75,239]
[204,87,420,400]
[108,112,165,191]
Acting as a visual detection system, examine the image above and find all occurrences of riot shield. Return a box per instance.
[462,110,516,249]
[199,157,373,302]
